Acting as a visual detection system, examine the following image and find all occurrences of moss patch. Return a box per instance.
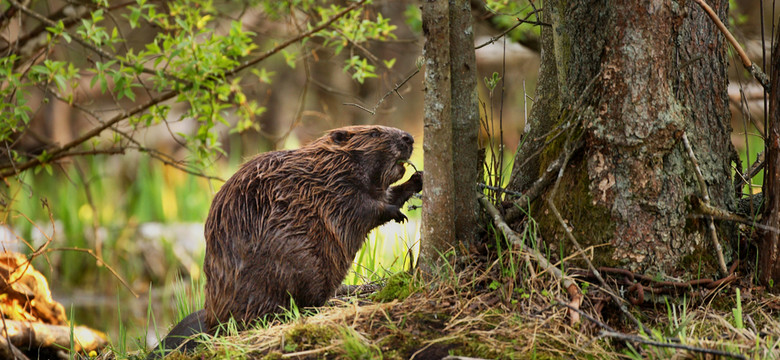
[371,272,419,302]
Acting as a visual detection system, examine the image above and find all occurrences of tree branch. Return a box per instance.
[1,0,368,179]
[344,68,420,115]
[692,0,770,91]
[681,132,729,275]
[6,0,183,84]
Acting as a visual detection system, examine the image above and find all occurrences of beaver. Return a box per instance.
[148,125,422,358]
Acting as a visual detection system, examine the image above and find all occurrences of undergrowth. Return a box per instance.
[117,235,780,360]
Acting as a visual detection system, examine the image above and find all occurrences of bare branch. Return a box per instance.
[474,8,547,50]
[692,0,770,91]
[681,132,729,276]
[344,68,420,115]
[477,192,582,324]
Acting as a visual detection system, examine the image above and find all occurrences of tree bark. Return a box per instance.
[421,0,480,260]
[759,28,780,286]
[449,0,480,246]
[421,0,456,259]
[507,0,736,275]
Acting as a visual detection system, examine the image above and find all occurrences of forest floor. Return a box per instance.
[115,252,780,360]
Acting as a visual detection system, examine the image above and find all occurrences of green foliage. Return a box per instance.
[340,327,382,360]
[403,5,422,33]
[484,72,502,95]
[1,0,398,172]
[371,271,420,302]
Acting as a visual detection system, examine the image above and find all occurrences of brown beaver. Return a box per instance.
[148,125,422,358]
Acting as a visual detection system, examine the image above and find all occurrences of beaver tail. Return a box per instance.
[146,309,207,359]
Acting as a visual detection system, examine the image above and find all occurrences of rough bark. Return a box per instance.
[759,28,780,286]
[507,0,736,275]
[421,0,480,260]
[449,0,480,246]
[421,0,456,259]
[506,6,560,196]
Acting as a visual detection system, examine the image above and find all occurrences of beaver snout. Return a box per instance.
[396,132,414,159]
[401,133,413,146]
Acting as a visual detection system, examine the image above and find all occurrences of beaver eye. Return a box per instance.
[370,130,380,138]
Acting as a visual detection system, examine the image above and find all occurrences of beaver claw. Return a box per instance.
[393,212,408,223]
[382,205,407,224]
[408,171,423,193]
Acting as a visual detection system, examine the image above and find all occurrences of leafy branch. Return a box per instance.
[0,0,370,180]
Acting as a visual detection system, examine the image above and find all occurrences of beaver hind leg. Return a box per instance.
[146,309,207,359]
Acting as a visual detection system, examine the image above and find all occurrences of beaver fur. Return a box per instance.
[148,125,421,358]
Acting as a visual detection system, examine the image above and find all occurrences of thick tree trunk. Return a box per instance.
[507,0,736,275]
[759,28,780,285]
[421,0,480,260]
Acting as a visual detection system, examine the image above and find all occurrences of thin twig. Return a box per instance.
[477,192,583,324]
[543,133,648,332]
[344,68,420,115]
[734,151,765,195]
[474,8,547,50]
[692,0,771,91]
[681,132,729,275]
[504,139,583,222]
[547,198,650,334]
[600,330,748,360]
[7,0,184,84]
[555,299,616,332]
[43,247,137,297]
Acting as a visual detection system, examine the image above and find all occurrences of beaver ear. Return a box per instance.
[330,130,352,145]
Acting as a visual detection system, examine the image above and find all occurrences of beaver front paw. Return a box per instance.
[382,204,407,224]
[407,171,423,193]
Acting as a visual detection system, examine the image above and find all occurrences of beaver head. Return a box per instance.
[311,125,415,192]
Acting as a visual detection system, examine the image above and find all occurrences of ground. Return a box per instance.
[112,251,780,360]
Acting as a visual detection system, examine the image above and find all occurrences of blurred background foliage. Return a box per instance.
[0,0,773,352]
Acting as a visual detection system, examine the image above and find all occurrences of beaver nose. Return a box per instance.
[401,133,414,146]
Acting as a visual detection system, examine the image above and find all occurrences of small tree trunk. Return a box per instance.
[449,0,480,246]
[421,0,456,259]
[759,29,780,286]
[420,0,480,260]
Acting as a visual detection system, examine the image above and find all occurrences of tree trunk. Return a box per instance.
[507,0,736,276]
[421,0,480,260]
[759,28,780,286]
[449,0,480,246]
[421,0,456,259]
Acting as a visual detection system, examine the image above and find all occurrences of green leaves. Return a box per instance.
[318,2,397,83]
[343,56,377,84]
[2,0,402,174]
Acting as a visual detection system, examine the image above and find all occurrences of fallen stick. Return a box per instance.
[600,330,748,360]
[1,319,107,353]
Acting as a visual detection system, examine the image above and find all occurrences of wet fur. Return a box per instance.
[149,125,421,358]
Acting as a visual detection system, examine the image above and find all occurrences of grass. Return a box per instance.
[129,234,780,360]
